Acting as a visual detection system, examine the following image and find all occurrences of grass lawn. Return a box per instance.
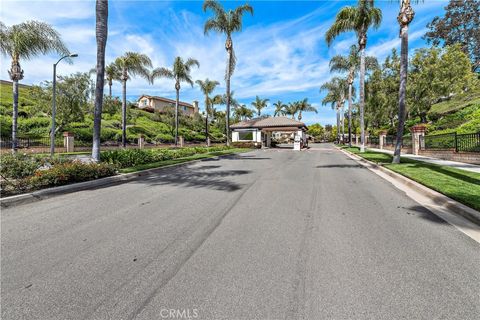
[119,148,248,173]
[343,147,480,211]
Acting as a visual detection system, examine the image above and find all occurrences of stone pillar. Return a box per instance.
[355,135,359,145]
[138,134,145,149]
[179,135,184,148]
[365,135,369,145]
[206,137,211,147]
[192,101,199,114]
[63,132,74,153]
[411,125,427,155]
[379,130,387,150]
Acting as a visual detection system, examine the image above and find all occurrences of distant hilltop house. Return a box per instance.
[137,95,199,116]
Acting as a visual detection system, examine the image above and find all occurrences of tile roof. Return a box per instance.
[230,117,307,129]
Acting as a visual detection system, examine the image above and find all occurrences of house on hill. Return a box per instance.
[137,95,199,116]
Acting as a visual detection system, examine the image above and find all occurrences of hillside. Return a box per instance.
[427,89,480,134]
[0,81,224,143]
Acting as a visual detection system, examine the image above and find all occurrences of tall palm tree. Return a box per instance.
[92,0,108,162]
[320,77,349,143]
[296,98,317,121]
[196,78,220,145]
[203,0,254,146]
[115,52,152,147]
[273,100,287,117]
[329,44,377,147]
[0,21,69,153]
[104,62,120,97]
[326,0,382,152]
[150,57,199,146]
[251,96,269,116]
[393,0,417,163]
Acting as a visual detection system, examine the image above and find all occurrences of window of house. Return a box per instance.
[183,106,187,111]
[238,131,254,141]
[142,99,147,106]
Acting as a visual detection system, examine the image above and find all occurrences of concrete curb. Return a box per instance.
[0,151,247,208]
[338,147,480,226]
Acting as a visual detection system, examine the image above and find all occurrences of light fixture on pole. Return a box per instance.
[51,53,78,156]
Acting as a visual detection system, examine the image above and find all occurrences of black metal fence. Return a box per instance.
[382,135,412,148]
[421,132,480,153]
[0,136,63,150]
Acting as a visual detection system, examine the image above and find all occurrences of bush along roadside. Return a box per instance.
[0,154,116,196]
[100,146,233,168]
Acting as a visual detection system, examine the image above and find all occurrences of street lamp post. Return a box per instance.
[50,53,78,157]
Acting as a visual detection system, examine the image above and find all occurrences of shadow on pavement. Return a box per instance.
[316,164,363,169]
[130,164,251,192]
[405,205,448,224]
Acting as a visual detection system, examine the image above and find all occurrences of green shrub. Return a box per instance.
[156,133,175,143]
[0,153,41,179]
[232,141,261,149]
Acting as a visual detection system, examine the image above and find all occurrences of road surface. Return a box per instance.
[1,144,479,319]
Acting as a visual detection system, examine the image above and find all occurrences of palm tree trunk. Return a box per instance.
[348,81,353,147]
[92,0,108,162]
[359,46,366,152]
[11,79,19,153]
[341,102,345,143]
[175,86,179,146]
[205,97,209,146]
[393,1,414,164]
[336,106,340,144]
[225,52,231,147]
[121,77,127,148]
[108,81,112,97]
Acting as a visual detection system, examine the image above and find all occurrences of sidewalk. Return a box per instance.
[367,147,480,174]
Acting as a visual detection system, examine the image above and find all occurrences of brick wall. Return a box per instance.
[419,150,480,165]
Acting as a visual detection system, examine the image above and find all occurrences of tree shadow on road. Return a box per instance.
[404,205,448,224]
[315,164,363,169]
[129,164,251,192]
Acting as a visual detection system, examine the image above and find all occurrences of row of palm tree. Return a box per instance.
[325,0,420,163]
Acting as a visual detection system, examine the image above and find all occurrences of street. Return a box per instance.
[1,144,479,320]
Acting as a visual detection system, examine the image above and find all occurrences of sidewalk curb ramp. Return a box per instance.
[338,147,480,226]
[0,153,242,208]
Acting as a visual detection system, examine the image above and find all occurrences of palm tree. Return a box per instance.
[0,21,69,153]
[115,52,152,147]
[92,0,109,162]
[320,77,349,143]
[329,44,377,147]
[273,100,287,117]
[150,57,199,146]
[196,78,220,145]
[203,0,254,146]
[105,62,120,97]
[284,102,299,119]
[233,104,254,120]
[326,0,382,152]
[393,0,417,163]
[296,98,317,121]
[251,96,269,116]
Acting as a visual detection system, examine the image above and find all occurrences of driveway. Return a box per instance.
[1,143,479,319]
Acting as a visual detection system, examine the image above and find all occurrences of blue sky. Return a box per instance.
[1,0,449,125]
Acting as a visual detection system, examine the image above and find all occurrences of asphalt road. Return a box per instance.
[1,143,479,320]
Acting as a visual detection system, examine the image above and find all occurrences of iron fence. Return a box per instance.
[420,132,480,153]
[382,135,411,148]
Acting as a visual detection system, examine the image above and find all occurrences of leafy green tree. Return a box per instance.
[326,0,382,151]
[329,44,376,146]
[273,101,287,117]
[425,0,480,73]
[203,0,254,145]
[115,52,152,147]
[251,96,269,116]
[0,21,69,152]
[308,123,324,140]
[92,0,108,161]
